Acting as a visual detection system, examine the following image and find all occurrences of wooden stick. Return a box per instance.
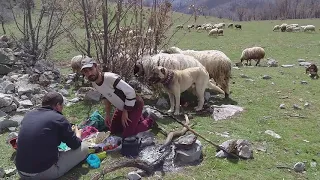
[150,107,243,159]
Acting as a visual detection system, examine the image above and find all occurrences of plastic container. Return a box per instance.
[86,154,101,169]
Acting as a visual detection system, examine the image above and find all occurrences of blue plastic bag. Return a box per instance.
[86,154,101,169]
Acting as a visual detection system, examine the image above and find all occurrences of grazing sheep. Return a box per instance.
[273,25,280,31]
[161,46,232,99]
[280,23,287,32]
[235,24,242,30]
[218,29,224,36]
[208,28,219,36]
[228,23,233,28]
[240,47,265,66]
[286,26,294,32]
[303,25,316,32]
[176,25,183,29]
[70,55,89,87]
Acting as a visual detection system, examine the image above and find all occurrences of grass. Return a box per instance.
[1,11,320,180]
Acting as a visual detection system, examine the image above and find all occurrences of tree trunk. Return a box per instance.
[81,0,91,57]
[102,0,109,72]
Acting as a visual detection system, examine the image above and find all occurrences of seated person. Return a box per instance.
[15,92,88,179]
[80,57,157,138]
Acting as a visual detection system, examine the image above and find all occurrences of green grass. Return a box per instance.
[1,10,320,180]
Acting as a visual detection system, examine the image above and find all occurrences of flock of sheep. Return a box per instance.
[273,23,316,32]
[176,22,242,37]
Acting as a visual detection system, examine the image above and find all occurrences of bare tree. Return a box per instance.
[7,0,73,62]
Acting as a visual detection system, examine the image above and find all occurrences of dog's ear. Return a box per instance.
[160,67,166,74]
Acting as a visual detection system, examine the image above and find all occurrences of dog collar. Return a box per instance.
[161,70,174,87]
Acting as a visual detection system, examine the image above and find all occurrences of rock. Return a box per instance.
[0,110,7,117]
[20,95,28,100]
[0,64,13,75]
[0,48,15,65]
[297,59,306,62]
[233,67,240,70]
[0,168,5,178]
[299,62,311,67]
[0,41,8,48]
[300,81,308,85]
[0,93,13,108]
[9,115,24,125]
[156,97,169,108]
[0,81,15,93]
[33,59,54,73]
[69,97,80,103]
[240,74,249,78]
[304,102,310,108]
[281,64,294,68]
[279,104,285,109]
[267,59,278,67]
[84,90,101,102]
[59,89,69,97]
[236,139,253,159]
[265,130,281,139]
[19,100,33,108]
[293,162,305,172]
[245,79,255,82]
[262,75,272,79]
[127,171,142,180]
[174,133,197,150]
[175,140,202,163]
[0,103,17,113]
[293,104,302,110]
[142,105,164,119]
[212,105,244,121]
[4,168,16,177]
[0,35,9,42]
[0,116,19,132]
[271,82,275,85]
[310,160,317,168]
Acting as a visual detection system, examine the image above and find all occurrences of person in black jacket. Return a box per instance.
[15,91,89,179]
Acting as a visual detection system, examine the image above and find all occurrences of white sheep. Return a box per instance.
[240,47,265,66]
[134,53,205,79]
[208,28,218,36]
[161,47,232,99]
[303,25,316,32]
[273,25,280,31]
[70,55,89,86]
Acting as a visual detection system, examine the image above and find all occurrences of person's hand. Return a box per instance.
[121,110,132,128]
[72,125,81,138]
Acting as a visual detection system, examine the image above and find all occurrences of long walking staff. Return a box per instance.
[150,107,243,159]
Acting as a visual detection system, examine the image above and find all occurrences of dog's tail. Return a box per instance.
[207,81,225,94]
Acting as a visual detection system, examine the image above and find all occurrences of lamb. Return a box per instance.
[218,29,224,36]
[305,63,319,79]
[280,23,287,32]
[240,47,265,66]
[176,25,183,29]
[235,24,242,30]
[161,46,232,99]
[208,28,219,36]
[228,23,233,28]
[273,25,280,31]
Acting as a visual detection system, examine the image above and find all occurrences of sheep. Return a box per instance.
[218,29,224,36]
[161,46,232,99]
[208,28,219,36]
[134,53,205,79]
[240,47,265,66]
[305,63,319,79]
[228,23,233,28]
[280,23,287,32]
[176,25,183,29]
[286,26,294,32]
[293,27,301,32]
[303,25,316,32]
[235,24,242,30]
[70,55,89,87]
[273,25,280,31]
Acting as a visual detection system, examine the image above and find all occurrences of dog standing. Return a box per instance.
[148,66,225,115]
[306,63,319,79]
